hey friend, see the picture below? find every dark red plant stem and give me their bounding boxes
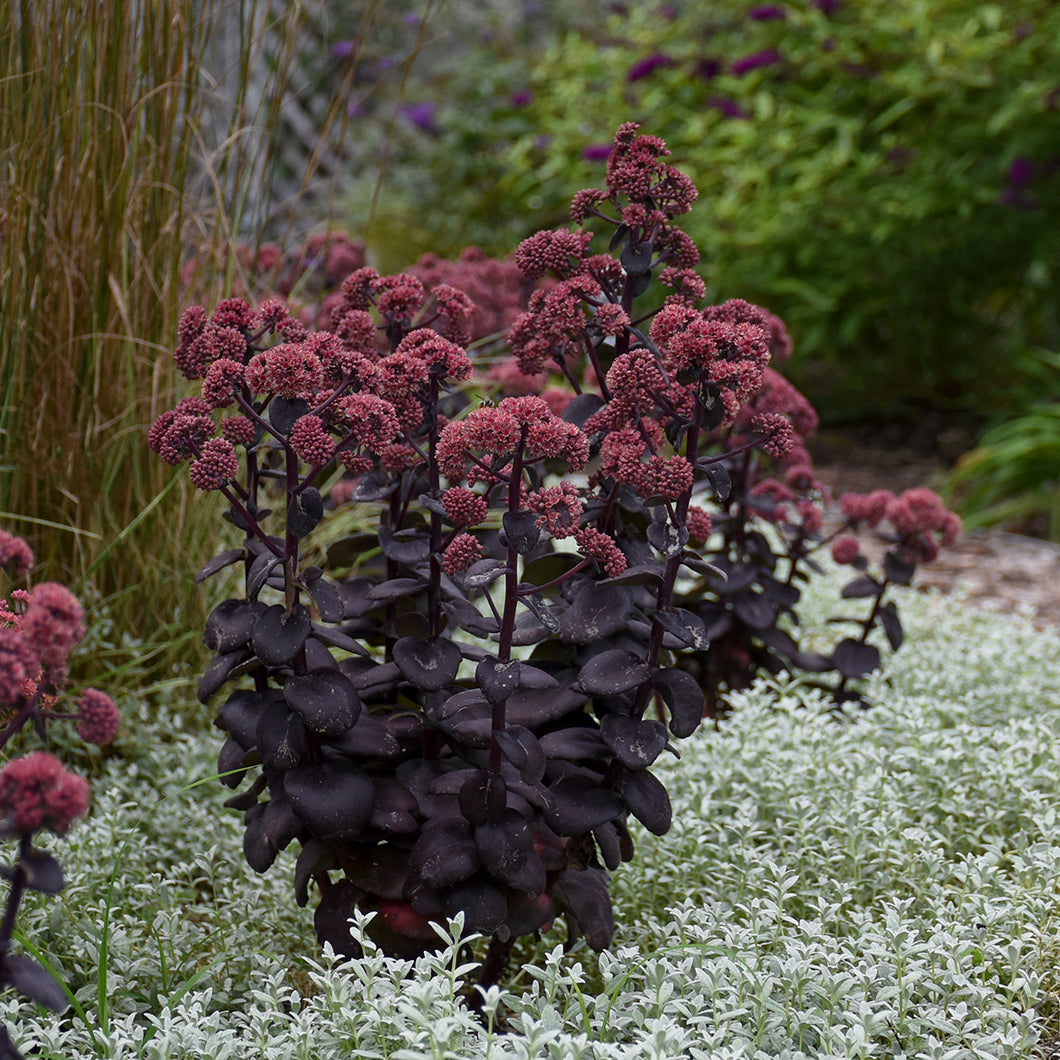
[834,579,890,698]
[426,375,444,639]
[489,438,526,774]
[218,485,284,559]
[0,836,32,963]
[516,558,592,597]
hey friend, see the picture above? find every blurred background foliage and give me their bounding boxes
[0,0,1058,699]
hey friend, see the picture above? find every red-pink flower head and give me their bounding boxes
[177,324,249,380]
[839,490,895,529]
[831,536,861,565]
[211,297,259,333]
[334,309,379,356]
[289,415,336,466]
[753,413,796,459]
[245,343,324,400]
[574,527,627,578]
[514,228,593,280]
[189,437,239,491]
[570,187,608,223]
[258,298,293,334]
[658,267,707,303]
[0,629,39,706]
[605,122,670,202]
[428,283,476,346]
[442,487,489,528]
[395,329,472,382]
[21,582,85,673]
[486,358,548,397]
[527,483,583,539]
[221,415,257,446]
[374,350,430,429]
[371,273,426,322]
[0,531,33,579]
[201,358,246,409]
[686,506,713,545]
[742,368,818,441]
[339,267,381,313]
[884,488,962,561]
[0,752,90,835]
[442,533,483,575]
[333,393,401,453]
[76,688,120,745]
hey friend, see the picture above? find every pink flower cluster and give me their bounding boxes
[76,688,120,745]
[0,751,89,836]
[841,488,962,562]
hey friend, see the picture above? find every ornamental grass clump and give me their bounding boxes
[152,122,957,988]
[0,530,119,1059]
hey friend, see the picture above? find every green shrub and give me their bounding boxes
[345,0,1060,421]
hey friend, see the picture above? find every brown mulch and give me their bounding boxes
[810,429,1060,632]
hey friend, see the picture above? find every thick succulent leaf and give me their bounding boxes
[285,760,374,841]
[312,879,360,959]
[269,395,309,434]
[342,843,409,901]
[196,547,246,584]
[506,685,588,727]
[545,776,624,835]
[518,591,561,633]
[501,510,540,555]
[246,553,282,601]
[438,688,489,721]
[702,463,731,502]
[197,649,253,704]
[462,559,509,590]
[475,810,533,886]
[353,470,399,502]
[505,887,553,935]
[378,527,430,566]
[293,838,335,906]
[476,657,521,704]
[760,574,801,607]
[256,698,307,771]
[517,662,560,690]
[652,667,705,738]
[217,738,249,787]
[366,578,424,604]
[219,688,282,748]
[711,562,757,594]
[789,650,835,673]
[283,669,360,735]
[442,597,500,637]
[459,770,507,825]
[539,727,609,761]
[578,649,650,695]
[223,773,266,811]
[600,714,668,769]
[878,600,904,651]
[653,608,709,650]
[832,638,881,679]
[251,603,312,667]
[303,575,344,622]
[602,564,665,587]
[393,636,462,692]
[409,818,480,888]
[444,876,507,933]
[733,592,776,630]
[883,550,916,586]
[18,847,64,895]
[757,625,799,656]
[311,624,369,658]
[325,713,401,759]
[562,391,605,428]
[647,520,688,558]
[288,488,324,538]
[495,725,546,783]
[841,574,881,599]
[1,954,68,1012]
[617,767,672,835]
[559,583,632,645]
[550,867,615,951]
[369,779,420,834]
[593,822,622,871]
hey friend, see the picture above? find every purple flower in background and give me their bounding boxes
[659,4,678,19]
[627,53,676,83]
[347,98,367,119]
[812,0,839,13]
[582,143,613,161]
[511,90,533,107]
[404,12,421,25]
[535,134,552,150]
[731,49,781,76]
[331,40,355,60]
[400,102,439,135]
[710,96,750,120]
[1007,157,1033,187]
[749,4,786,20]
[695,57,724,80]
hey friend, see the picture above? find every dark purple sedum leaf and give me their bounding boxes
[284,669,360,735]
[599,714,668,769]
[476,657,521,703]
[617,767,672,835]
[652,667,705,738]
[559,583,632,644]
[0,954,68,1012]
[502,510,541,555]
[545,776,624,835]
[578,649,651,695]
[393,636,462,692]
[251,603,312,667]
[409,818,480,888]
[285,760,375,842]
[551,867,615,951]
[196,547,246,584]
[832,638,881,679]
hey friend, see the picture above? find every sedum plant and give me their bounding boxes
[151,122,956,987]
[0,530,120,1059]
